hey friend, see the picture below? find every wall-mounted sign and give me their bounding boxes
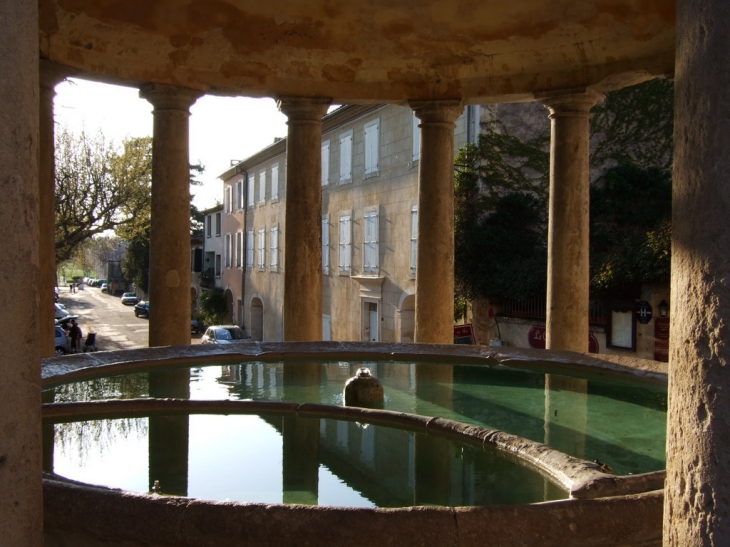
[636,300,653,324]
[453,324,475,345]
[528,325,599,353]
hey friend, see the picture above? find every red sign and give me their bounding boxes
[453,324,475,345]
[528,325,599,353]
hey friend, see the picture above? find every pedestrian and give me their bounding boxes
[69,319,83,353]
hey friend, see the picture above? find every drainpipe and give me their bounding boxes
[236,166,248,331]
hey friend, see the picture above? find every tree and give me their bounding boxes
[454,79,674,305]
[54,130,152,263]
[454,115,549,307]
[590,164,672,295]
[117,158,207,293]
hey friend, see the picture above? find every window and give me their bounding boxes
[338,213,352,272]
[271,163,279,201]
[412,112,420,163]
[257,228,266,269]
[215,213,222,236]
[339,130,353,183]
[410,205,418,273]
[235,231,242,268]
[225,233,232,268]
[322,214,329,273]
[215,254,221,277]
[246,230,254,268]
[363,208,379,273]
[225,186,232,214]
[270,226,279,270]
[259,169,266,204]
[364,119,379,176]
[247,174,254,207]
[206,215,212,238]
[321,140,330,186]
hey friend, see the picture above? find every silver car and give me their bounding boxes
[54,326,70,356]
[201,325,251,345]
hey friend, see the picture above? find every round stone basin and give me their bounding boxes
[41,342,667,547]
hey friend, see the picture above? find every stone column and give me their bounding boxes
[39,62,67,357]
[665,1,730,545]
[410,101,463,344]
[0,1,42,545]
[541,90,602,352]
[140,84,201,347]
[277,98,330,341]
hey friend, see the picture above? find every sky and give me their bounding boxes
[54,78,289,211]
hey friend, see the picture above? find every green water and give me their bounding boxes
[44,359,666,506]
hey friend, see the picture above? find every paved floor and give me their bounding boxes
[57,286,202,351]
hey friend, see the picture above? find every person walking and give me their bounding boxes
[69,319,83,353]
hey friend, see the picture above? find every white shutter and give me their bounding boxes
[339,131,352,182]
[364,120,379,175]
[321,140,330,186]
[257,229,266,269]
[259,169,266,204]
[339,215,351,270]
[271,163,279,201]
[363,210,379,272]
[321,215,329,272]
[270,226,278,269]
[246,230,254,267]
[411,206,418,272]
[412,112,420,163]
[247,175,254,207]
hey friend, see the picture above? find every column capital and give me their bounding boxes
[139,83,202,111]
[39,59,70,91]
[277,97,331,122]
[539,88,604,117]
[409,100,463,125]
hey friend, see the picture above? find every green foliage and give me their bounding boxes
[590,165,672,294]
[454,79,674,305]
[121,228,150,293]
[591,79,674,171]
[198,288,229,326]
[455,143,547,303]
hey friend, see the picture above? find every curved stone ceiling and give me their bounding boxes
[39,0,675,102]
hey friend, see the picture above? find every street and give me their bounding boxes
[57,285,150,351]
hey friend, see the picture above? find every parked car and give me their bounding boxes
[101,283,109,293]
[54,303,69,319]
[201,325,251,345]
[134,301,149,317]
[55,314,79,331]
[121,292,138,305]
[54,326,70,356]
[191,319,202,335]
[54,288,59,302]
[94,279,106,288]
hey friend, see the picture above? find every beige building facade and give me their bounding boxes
[221,104,476,342]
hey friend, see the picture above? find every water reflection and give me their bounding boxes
[46,360,667,477]
[46,412,567,506]
[149,370,190,496]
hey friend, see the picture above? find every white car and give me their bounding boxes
[121,292,138,305]
[201,325,251,345]
[54,303,69,319]
[101,283,109,293]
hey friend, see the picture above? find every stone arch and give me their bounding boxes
[398,292,416,344]
[223,288,234,324]
[250,296,264,341]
